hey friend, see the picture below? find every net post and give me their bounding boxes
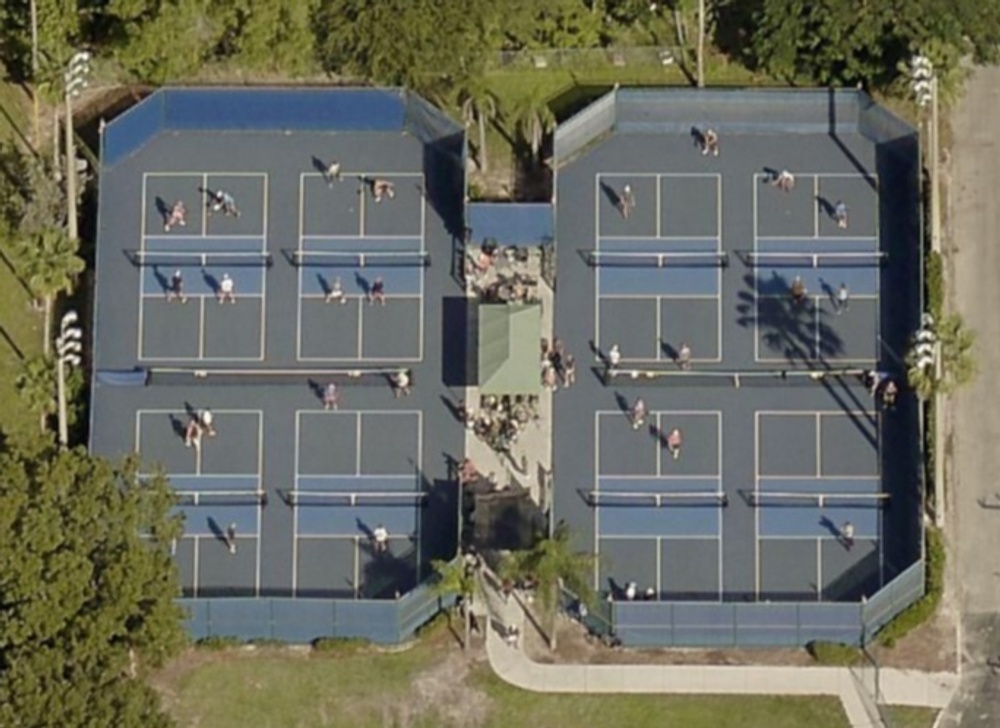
[818,495,826,508]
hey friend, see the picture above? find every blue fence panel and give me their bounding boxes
[554,87,616,164]
[163,88,406,132]
[270,600,336,643]
[403,90,462,146]
[103,91,164,167]
[182,599,211,639]
[336,600,399,643]
[858,92,916,144]
[203,598,275,640]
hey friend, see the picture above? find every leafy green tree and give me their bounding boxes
[0,446,185,727]
[431,557,478,649]
[107,0,224,83]
[499,523,595,650]
[217,0,321,76]
[14,227,84,354]
[509,89,555,164]
[501,0,603,49]
[16,353,85,434]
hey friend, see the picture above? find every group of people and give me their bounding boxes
[324,160,396,202]
[165,269,236,304]
[789,278,852,313]
[462,394,538,456]
[541,338,576,391]
[466,241,540,305]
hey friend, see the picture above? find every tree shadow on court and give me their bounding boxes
[735,271,846,363]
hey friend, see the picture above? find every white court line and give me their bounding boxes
[299,234,420,240]
[600,534,721,542]
[754,409,761,599]
[593,174,602,355]
[137,175,150,361]
[598,235,720,241]
[592,413,601,591]
[816,539,822,601]
[716,174,723,240]
[359,178,366,237]
[357,297,364,358]
[814,298,821,359]
[292,411,301,593]
[296,174,306,361]
[654,299,663,362]
[414,410,424,570]
[297,354,422,363]
[655,412,662,476]
[301,171,424,179]
[597,474,720,480]
[198,298,206,359]
[419,181,426,362]
[753,175,760,363]
[755,235,880,242]
[814,175,820,237]
[141,293,265,301]
[255,410,264,596]
[261,173,269,238]
[656,536,662,597]
[355,411,363,474]
[755,293,879,300]
[192,536,200,598]
[148,171,266,178]
[815,412,822,477]
[656,175,662,237]
[599,293,719,300]
[299,294,419,301]
[201,173,208,237]
[353,536,361,597]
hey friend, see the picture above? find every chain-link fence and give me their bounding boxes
[488,46,686,72]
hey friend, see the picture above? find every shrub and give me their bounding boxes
[877,528,944,648]
[925,251,944,321]
[196,635,244,650]
[311,637,369,654]
[807,640,863,666]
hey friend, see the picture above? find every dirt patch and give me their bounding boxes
[384,651,493,728]
[870,603,958,672]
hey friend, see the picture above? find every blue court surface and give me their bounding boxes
[297,236,424,297]
[294,474,421,536]
[595,477,723,537]
[753,238,881,297]
[597,239,723,297]
[756,477,882,538]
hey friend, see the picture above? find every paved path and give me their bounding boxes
[938,64,1000,728]
[475,573,955,728]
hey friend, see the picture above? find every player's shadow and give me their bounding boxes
[206,517,230,548]
[354,272,371,296]
[599,180,621,208]
[660,341,678,361]
[816,195,836,220]
[316,273,332,297]
[310,156,327,174]
[761,167,780,183]
[202,270,220,293]
[151,265,170,293]
[613,391,631,414]
[690,126,705,150]
[818,277,837,305]
[168,414,187,441]
[306,378,324,403]
[154,196,170,222]
[440,395,465,423]
[819,516,844,541]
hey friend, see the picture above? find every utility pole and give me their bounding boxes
[30,0,40,146]
[697,0,706,88]
[63,51,92,242]
[56,311,82,448]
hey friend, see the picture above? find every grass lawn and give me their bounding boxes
[159,637,850,728]
[0,81,43,442]
[883,705,940,728]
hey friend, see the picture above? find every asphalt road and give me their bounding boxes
[938,65,1000,728]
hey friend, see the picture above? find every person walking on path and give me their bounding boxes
[217,273,236,304]
[225,523,238,554]
[665,428,683,460]
[834,200,849,229]
[772,170,795,192]
[325,276,348,305]
[392,369,411,398]
[840,521,855,551]
[790,275,807,304]
[166,269,187,303]
[676,343,692,370]
[372,524,389,554]
[629,397,647,430]
[835,283,850,314]
[561,354,576,388]
[325,160,342,185]
[618,184,635,219]
[702,128,720,156]
[164,200,187,231]
[322,382,340,411]
[368,277,386,305]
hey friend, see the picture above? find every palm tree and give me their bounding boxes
[499,523,595,650]
[16,354,56,432]
[459,79,498,173]
[431,557,478,649]
[510,90,556,165]
[15,227,84,355]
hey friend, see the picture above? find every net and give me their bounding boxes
[285,491,427,507]
[603,367,868,388]
[175,490,266,506]
[291,250,430,268]
[744,251,886,268]
[146,367,411,387]
[129,250,273,267]
[748,491,890,508]
[588,250,728,268]
[585,490,729,507]
[589,250,728,267]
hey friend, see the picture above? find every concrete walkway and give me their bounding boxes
[476,574,957,728]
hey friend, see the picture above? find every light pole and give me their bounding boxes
[64,51,92,242]
[697,0,705,88]
[911,55,944,528]
[56,310,82,448]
